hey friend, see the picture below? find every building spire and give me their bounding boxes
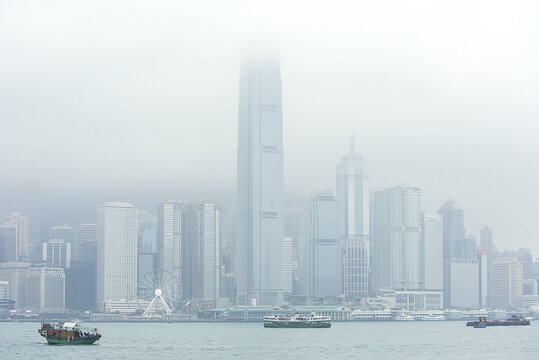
[350,134,355,153]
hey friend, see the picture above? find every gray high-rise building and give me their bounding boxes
[336,140,370,301]
[422,213,443,291]
[336,139,369,239]
[50,224,74,243]
[373,187,423,290]
[437,200,465,260]
[42,239,71,268]
[157,200,183,287]
[236,50,284,306]
[438,199,465,306]
[309,191,340,298]
[0,220,16,263]
[74,224,97,262]
[183,201,221,302]
[480,226,494,258]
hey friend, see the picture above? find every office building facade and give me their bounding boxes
[97,202,138,308]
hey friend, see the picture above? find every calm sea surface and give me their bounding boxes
[1,321,538,359]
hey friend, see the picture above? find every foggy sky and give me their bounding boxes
[1,1,538,253]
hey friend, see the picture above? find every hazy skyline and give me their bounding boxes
[1,1,538,253]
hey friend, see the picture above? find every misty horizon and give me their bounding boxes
[1,0,538,254]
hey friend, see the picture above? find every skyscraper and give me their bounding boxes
[97,202,137,309]
[343,236,369,300]
[309,191,340,298]
[0,220,16,263]
[282,236,294,295]
[490,258,523,309]
[50,224,74,244]
[438,199,465,306]
[336,140,370,301]
[26,266,65,313]
[437,200,465,260]
[477,250,488,307]
[9,212,28,260]
[74,224,97,262]
[336,138,369,239]
[0,262,30,311]
[373,187,423,290]
[157,200,183,287]
[42,239,71,268]
[236,50,284,306]
[183,201,221,302]
[422,213,443,290]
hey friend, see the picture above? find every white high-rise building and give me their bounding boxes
[157,201,183,285]
[97,202,137,308]
[422,213,443,290]
[310,191,341,298]
[283,236,294,295]
[490,258,523,309]
[236,50,284,306]
[374,187,422,290]
[26,266,65,313]
[74,224,97,261]
[42,239,71,268]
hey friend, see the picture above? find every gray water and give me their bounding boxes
[1,321,537,359]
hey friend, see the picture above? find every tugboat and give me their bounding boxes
[263,314,331,328]
[466,315,530,327]
[39,320,101,344]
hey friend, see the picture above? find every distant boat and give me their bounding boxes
[418,314,446,321]
[466,315,530,327]
[395,314,414,321]
[39,320,101,345]
[263,314,331,328]
[473,323,487,328]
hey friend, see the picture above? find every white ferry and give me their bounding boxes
[395,313,414,321]
[263,313,331,328]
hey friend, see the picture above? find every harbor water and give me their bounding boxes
[1,321,538,359]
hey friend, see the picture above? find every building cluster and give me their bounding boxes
[1,52,538,316]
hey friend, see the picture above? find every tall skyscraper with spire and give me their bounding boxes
[337,138,370,300]
[336,137,369,239]
[236,49,284,306]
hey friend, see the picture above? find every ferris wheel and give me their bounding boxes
[139,269,179,317]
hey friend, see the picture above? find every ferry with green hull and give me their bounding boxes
[263,314,331,328]
[39,320,101,345]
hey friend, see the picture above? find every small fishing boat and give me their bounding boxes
[39,320,101,345]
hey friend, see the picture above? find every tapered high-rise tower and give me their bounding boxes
[236,50,284,306]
